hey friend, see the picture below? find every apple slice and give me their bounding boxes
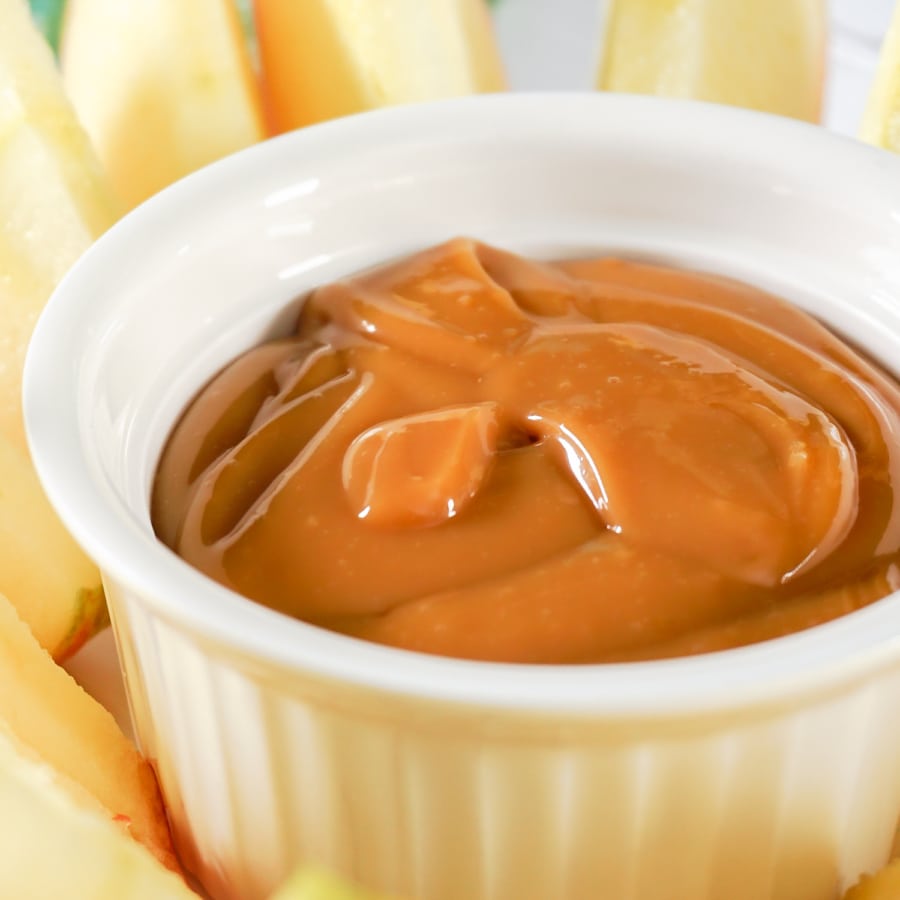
[0,725,196,900]
[60,0,265,209]
[0,590,179,872]
[252,0,506,134]
[0,726,198,900]
[0,434,106,658]
[0,0,116,657]
[271,866,397,900]
[860,0,900,150]
[0,0,118,452]
[597,0,827,122]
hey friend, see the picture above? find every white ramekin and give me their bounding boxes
[23,94,900,900]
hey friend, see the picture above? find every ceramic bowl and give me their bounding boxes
[23,94,900,900]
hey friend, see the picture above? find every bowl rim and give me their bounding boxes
[23,92,900,717]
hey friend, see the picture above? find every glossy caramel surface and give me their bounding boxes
[152,240,900,662]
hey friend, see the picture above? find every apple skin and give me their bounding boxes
[253,0,506,135]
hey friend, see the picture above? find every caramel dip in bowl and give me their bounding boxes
[23,95,900,900]
[153,238,900,666]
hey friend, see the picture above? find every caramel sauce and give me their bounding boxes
[152,239,900,663]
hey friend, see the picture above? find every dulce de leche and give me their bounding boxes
[152,239,900,663]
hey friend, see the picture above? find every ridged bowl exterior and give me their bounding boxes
[109,576,900,900]
[24,95,900,900]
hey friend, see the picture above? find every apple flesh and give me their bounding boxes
[61,0,265,209]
